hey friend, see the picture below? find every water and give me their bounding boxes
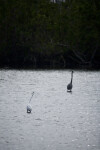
[0,69,100,150]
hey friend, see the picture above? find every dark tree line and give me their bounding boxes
[0,0,100,69]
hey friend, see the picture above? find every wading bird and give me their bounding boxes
[27,104,32,113]
[27,92,34,113]
[67,71,74,92]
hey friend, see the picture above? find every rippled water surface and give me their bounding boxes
[0,69,100,150]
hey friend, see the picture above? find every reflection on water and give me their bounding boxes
[0,70,100,150]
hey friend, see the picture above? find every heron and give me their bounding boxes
[67,71,74,92]
[27,92,34,113]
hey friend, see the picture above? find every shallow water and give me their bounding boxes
[0,69,100,150]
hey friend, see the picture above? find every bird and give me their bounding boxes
[67,71,74,92]
[27,104,32,113]
[27,92,34,113]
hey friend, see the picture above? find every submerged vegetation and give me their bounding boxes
[0,0,100,69]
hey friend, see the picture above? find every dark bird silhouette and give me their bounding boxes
[67,71,74,92]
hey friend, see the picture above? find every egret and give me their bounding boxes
[27,104,32,113]
[27,92,34,113]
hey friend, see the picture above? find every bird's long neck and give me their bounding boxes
[71,72,73,84]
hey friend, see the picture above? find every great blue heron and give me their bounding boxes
[27,92,34,113]
[67,71,74,92]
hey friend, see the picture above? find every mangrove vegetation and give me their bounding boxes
[0,0,100,69]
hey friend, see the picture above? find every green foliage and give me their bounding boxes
[0,0,100,69]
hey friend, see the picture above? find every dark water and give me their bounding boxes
[0,70,100,150]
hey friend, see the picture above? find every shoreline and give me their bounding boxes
[0,65,100,71]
